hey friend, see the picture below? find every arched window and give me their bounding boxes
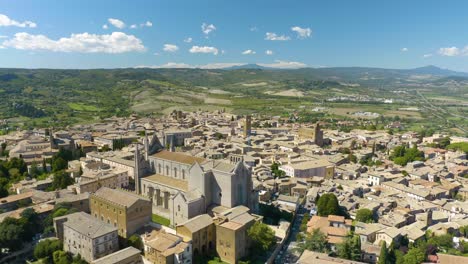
[182,170,185,179]
[166,165,169,175]
[174,168,178,178]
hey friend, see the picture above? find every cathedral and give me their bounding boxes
[134,132,258,226]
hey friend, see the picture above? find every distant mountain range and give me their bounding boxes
[222,64,468,78]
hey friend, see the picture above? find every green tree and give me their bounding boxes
[53,250,72,264]
[355,208,375,223]
[19,208,40,240]
[316,193,340,216]
[378,241,388,264]
[403,246,425,264]
[128,234,144,251]
[34,239,63,261]
[337,234,361,261]
[52,157,67,172]
[0,217,25,251]
[301,228,328,253]
[49,171,74,190]
[247,221,276,251]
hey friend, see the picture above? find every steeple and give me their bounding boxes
[144,129,149,161]
[134,144,141,195]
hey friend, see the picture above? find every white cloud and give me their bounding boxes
[108,18,125,29]
[265,50,273,55]
[0,45,5,49]
[0,35,8,39]
[130,24,137,29]
[242,49,256,55]
[250,26,258,32]
[184,37,192,43]
[258,60,307,69]
[401,47,408,52]
[136,62,245,69]
[291,26,311,39]
[201,23,216,35]
[265,32,290,41]
[102,24,109,30]
[2,32,145,53]
[143,21,152,27]
[438,46,460,56]
[163,44,179,52]
[153,52,160,56]
[0,14,36,28]
[189,45,218,55]
[423,54,433,58]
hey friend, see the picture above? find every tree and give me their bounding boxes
[52,157,67,172]
[0,217,25,251]
[49,171,74,190]
[53,250,72,264]
[355,208,375,223]
[271,162,285,178]
[337,234,361,261]
[19,208,40,240]
[34,239,63,261]
[317,193,340,216]
[247,221,275,251]
[378,241,388,264]
[302,228,328,253]
[403,246,425,264]
[128,234,143,251]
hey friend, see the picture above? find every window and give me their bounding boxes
[166,166,169,175]
[174,168,178,178]
[178,205,181,211]
[182,170,185,179]
[158,164,161,173]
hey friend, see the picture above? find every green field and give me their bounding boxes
[67,103,102,112]
[152,214,170,226]
[0,68,466,135]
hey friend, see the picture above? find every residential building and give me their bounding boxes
[54,212,118,263]
[143,230,192,264]
[280,159,334,179]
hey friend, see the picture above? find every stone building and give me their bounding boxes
[297,122,324,146]
[176,214,215,257]
[280,159,335,179]
[176,206,261,264]
[215,206,262,264]
[90,187,152,238]
[54,212,118,263]
[140,150,257,226]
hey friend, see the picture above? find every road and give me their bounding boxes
[275,206,308,264]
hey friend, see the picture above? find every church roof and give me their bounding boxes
[202,160,237,173]
[143,174,189,192]
[152,150,205,165]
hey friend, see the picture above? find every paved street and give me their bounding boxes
[275,206,308,264]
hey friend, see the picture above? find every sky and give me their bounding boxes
[1,0,468,71]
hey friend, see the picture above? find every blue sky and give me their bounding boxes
[1,0,468,70]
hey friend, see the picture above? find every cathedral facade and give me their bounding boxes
[137,145,257,226]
